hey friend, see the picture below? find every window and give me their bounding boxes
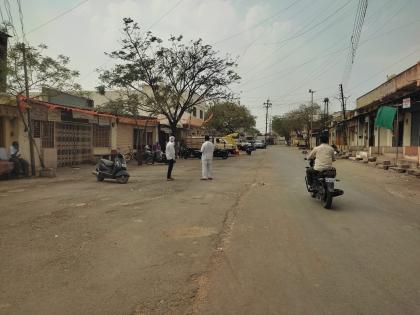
[32,120,41,138]
[31,120,54,148]
[41,121,54,148]
[93,125,110,147]
[192,107,197,117]
[200,110,203,119]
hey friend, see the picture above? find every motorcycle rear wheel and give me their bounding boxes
[97,174,104,182]
[323,190,333,209]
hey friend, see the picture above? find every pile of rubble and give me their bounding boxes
[345,153,420,178]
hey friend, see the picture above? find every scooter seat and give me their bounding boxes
[100,159,114,167]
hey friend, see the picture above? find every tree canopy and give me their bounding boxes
[272,104,325,140]
[204,101,256,135]
[99,18,240,135]
[5,42,81,95]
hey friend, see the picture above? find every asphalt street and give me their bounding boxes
[1,146,420,314]
[198,147,420,315]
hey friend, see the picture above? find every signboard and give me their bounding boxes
[403,98,411,109]
[48,109,61,122]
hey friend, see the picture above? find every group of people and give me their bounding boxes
[165,135,215,181]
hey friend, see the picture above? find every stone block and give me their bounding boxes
[382,160,391,166]
[39,168,56,178]
[368,157,377,162]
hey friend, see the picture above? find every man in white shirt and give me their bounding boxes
[200,135,214,180]
[165,136,176,181]
[306,134,335,189]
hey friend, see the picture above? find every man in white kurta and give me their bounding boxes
[200,135,214,180]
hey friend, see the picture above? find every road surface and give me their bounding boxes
[1,146,419,314]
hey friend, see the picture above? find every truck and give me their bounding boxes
[182,136,234,159]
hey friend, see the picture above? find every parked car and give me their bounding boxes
[254,140,266,149]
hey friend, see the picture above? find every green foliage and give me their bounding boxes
[5,42,81,95]
[204,101,256,134]
[99,18,240,134]
[272,103,321,139]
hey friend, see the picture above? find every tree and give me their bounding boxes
[99,18,240,135]
[204,101,256,135]
[5,42,81,95]
[272,103,321,140]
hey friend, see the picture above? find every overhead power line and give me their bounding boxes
[213,0,304,45]
[241,0,354,79]
[27,0,89,35]
[341,0,368,86]
[147,0,185,30]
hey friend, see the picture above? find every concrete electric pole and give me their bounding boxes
[263,99,272,143]
[308,89,316,148]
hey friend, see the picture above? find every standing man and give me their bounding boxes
[166,136,176,181]
[200,135,214,180]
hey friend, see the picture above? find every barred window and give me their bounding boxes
[32,120,41,138]
[200,110,204,119]
[192,107,197,117]
[41,121,54,148]
[93,125,110,147]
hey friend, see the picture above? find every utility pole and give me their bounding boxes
[308,89,316,148]
[339,84,347,146]
[323,97,329,129]
[21,42,36,176]
[263,99,272,144]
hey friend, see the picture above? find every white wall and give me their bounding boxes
[374,127,393,147]
[403,112,411,146]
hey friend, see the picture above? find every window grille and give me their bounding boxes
[93,125,110,147]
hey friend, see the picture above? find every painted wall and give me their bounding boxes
[374,127,393,147]
[403,112,412,147]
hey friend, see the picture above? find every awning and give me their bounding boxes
[374,106,397,130]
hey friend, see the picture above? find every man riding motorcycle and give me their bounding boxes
[306,133,335,191]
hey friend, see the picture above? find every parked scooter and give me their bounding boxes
[153,150,168,164]
[304,158,343,209]
[93,153,129,184]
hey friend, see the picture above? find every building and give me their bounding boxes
[0,92,158,171]
[332,61,420,163]
[88,88,207,145]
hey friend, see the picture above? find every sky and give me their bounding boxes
[2,0,420,132]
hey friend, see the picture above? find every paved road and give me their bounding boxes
[1,146,420,314]
[198,147,420,315]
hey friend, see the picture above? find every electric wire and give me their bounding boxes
[240,0,354,80]
[213,0,304,45]
[27,0,89,35]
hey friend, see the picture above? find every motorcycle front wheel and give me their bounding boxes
[116,175,129,184]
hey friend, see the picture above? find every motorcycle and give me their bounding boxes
[245,146,252,155]
[153,150,168,164]
[93,153,130,184]
[304,158,343,209]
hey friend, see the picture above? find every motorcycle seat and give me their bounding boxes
[319,167,336,178]
[100,159,114,167]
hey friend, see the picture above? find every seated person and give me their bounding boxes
[9,141,29,177]
[306,134,335,190]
